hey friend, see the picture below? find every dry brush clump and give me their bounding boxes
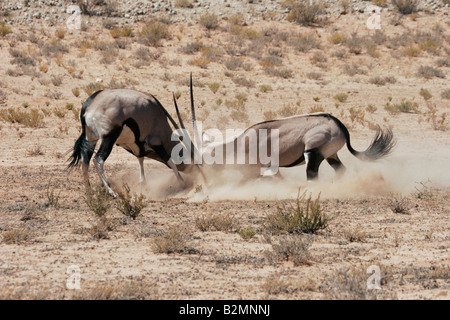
[0,108,45,128]
[151,225,194,254]
[195,212,237,232]
[138,21,171,47]
[264,191,329,235]
[264,234,313,266]
[115,184,147,220]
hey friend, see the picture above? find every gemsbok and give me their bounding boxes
[196,113,395,181]
[67,86,199,197]
[180,79,396,182]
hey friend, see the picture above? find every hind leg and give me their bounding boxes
[326,153,346,179]
[304,149,324,181]
[138,157,146,183]
[94,128,122,197]
[82,145,95,191]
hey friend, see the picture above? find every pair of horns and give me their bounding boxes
[173,73,201,160]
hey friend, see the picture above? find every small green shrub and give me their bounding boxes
[265,191,328,234]
[115,184,147,220]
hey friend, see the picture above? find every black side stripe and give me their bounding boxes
[123,118,146,157]
[283,155,305,168]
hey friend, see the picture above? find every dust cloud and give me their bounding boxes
[117,138,450,201]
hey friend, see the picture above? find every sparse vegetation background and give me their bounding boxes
[0,0,449,300]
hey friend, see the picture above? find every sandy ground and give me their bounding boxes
[0,3,449,300]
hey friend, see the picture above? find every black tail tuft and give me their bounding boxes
[356,126,396,161]
[329,115,396,162]
[66,90,102,170]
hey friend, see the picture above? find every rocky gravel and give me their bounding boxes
[0,0,448,27]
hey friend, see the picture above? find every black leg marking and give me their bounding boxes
[95,127,123,162]
[326,154,346,177]
[305,149,324,181]
[94,127,123,194]
[151,145,171,163]
[123,118,146,157]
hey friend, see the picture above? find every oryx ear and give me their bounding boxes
[202,132,211,145]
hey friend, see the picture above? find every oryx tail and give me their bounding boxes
[330,115,395,161]
[67,90,103,169]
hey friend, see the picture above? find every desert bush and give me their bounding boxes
[224,57,244,70]
[200,46,224,62]
[334,92,348,103]
[230,109,249,123]
[278,105,298,117]
[371,30,387,45]
[260,55,283,68]
[41,39,68,57]
[263,111,277,121]
[195,213,236,232]
[290,32,320,53]
[392,0,419,15]
[45,182,61,208]
[264,67,293,79]
[388,194,410,214]
[309,105,325,113]
[286,0,323,26]
[328,32,346,45]
[306,71,323,80]
[199,13,219,30]
[0,22,12,37]
[435,58,450,68]
[208,82,220,94]
[441,89,450,99]
[115,184,147,220]
[264,234,312,266]
[422,103,447,131]
[417,65,445,79]
[179,41,203,54]
[84,82,104,96]
[326,265,394,299]
[138,21,171,47]
[343,228,367,243]
[27,142,45,156]
[174,0,193,8]
[342,63,367,76]
[238,225,256,240]
[368,76,396,86]
[419,88,432,101]
[110,26,134,38]
[51,75,63,86]
[331,48,347,59]
[265,191,328,234]
[232,76,255,88]
[384,99,419,114]
[1,227,35,244]
[345,33,365,55]
[72,88,80,97]
[84,186,112,220]
[55,28,66,39]
[0,108,44,128]
[189,57,210,69]
[366,104,378,113]
[151,225,192,254]
[259,84,273,93]
[9,48,36,66]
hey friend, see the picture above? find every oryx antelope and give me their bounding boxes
[198,113,395,181]
[67,87,199,196]
[183,78,395,181]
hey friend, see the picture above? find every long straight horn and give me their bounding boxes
[190,73,201,160]
[173,93,186,130]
